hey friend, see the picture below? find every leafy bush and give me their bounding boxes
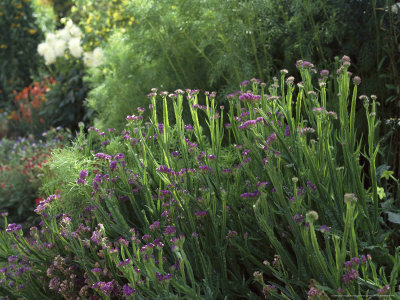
[36,19,104,130]
[0,128,71,228]
[7,76,56,138]
[0,0,43,105]
[70,0,133,50]
[0,57,399,298]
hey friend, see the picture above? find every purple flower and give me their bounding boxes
[8,256,18,263]
[142,234,151,241]
[91,268,102,274]
[6,223,22,233]
[308,287,319,297]
[163,225,176,236]
[352,257,361,265]
[378,285,390,295]
[342,269,358,284]
[123,284,136,296]
[199,165,213,173]
[118,258,131,267]
[95,152,112,160]
[240,80,250,87]
[238,93,261,103]
[149,221,160,230]
[226,230,238,239]
[293,213,304,223]
[320,225,331,233]
[240,190,261,198]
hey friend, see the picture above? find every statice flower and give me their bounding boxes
[377,285,390,295]
[123,284,136,296]
[240,190,261,198]
[76,169,88,184]
[293,214,304,223]
[342,269,358,284]
[163,225,176,236]
[6,223,22,233]
[226,230,238,239]
[239,93,261,103]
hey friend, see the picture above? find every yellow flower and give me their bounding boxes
[0,45,7,49]
[29,29,36,34]
[16,3,22,9]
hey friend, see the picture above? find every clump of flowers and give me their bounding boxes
[37,18,103,67]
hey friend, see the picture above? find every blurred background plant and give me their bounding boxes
[0,0,43,107]
[35,18,104,131]
[7,76,56,138]
[31,0,57,33]
[0,127,71,228]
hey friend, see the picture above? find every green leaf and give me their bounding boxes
[387,212,400,225]
[377,187,386,200]
[381,170,394,180]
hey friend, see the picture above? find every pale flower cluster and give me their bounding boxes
[37,19,103,68]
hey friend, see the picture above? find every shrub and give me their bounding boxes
[36,19,104,130]
[0,57,399,298]
[0,128,71,228]
[7,76,56,138]
[0,0,43,106]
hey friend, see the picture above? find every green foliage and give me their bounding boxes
[70,0,133,50]
[31,0,57,33]
[0,128,71,228]
[1,57,399,298]
[42,62,90,130]
[0,0,43,106]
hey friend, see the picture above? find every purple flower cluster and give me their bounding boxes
[92,280,118,296]
[342,269,358,284]
[264,132,277,150]
[123,284,136,296]
[226,230,238,239]
[76,169,88,184]
[6,223,22,233]
[184,138,197,152]
[155,272,172,282]
[240,190,261,198]
[199,164,213,173]
[125,114,143,122]
[163,225,176,236]
[95,152,112,160]
[156,165,175,176]
[297,126,315,135]
[292,213,304,223]
[238,93,261,103]
[34,194,59,214]
[377,285,391,295]
[88,126,105,136]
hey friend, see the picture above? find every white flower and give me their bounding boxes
[83,51,95,67]
[92,47,104,66]
[69,24,82,38]
[53,39,66,57]
[83,47,104,68]
[43,48,56,64]
[56,28,71,42]
[45,33,57,45]
[391,3,399,14]
[37,42,49,56]
[68,37,83,58]
[65,19,74,29]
